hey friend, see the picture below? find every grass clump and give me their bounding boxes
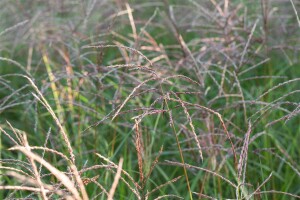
[0,0,300,199]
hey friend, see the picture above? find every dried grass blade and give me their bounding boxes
[237,122,252,182]
[9,146,81,200]
[108,158,124,200]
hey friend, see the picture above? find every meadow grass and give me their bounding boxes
[0,0,300,199]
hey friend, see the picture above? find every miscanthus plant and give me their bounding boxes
[0,0,299,199]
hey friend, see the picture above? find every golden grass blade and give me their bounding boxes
[108,158,123,200]
[9,146,81,200]
[0,185,50,193]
